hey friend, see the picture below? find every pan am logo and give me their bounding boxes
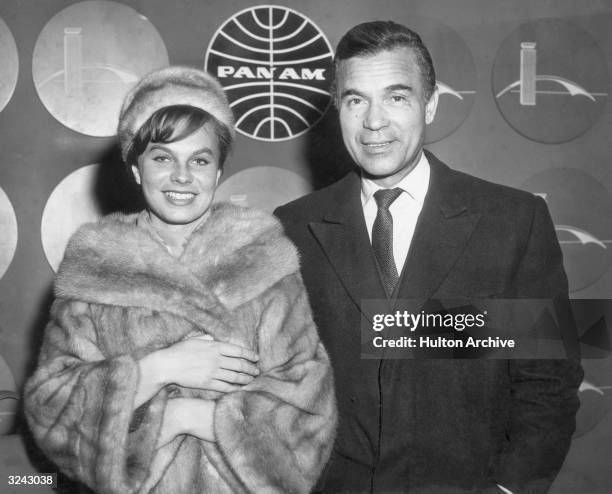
[523,169,612,292]
[493,19,609,144]
[205,6,333,142]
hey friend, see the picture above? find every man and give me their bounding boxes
[275,21,582,493]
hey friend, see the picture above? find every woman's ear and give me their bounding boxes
[131,164,141,185]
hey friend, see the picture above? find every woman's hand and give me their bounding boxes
[157,335,260,390]
[134,335,259,409]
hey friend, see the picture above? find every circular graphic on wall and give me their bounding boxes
[32,0,168,137]
[214,166,311,212]
[0,17,19,113]
[0,353,17,435]
[521,168,612,292]
[493,19,609,143]
[41,164,104,271]
[0,187,18,279]
[398,16,477,144]
[205,5,334,142]
[575,353,612,438]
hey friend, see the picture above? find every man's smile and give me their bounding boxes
[360,140,395,154]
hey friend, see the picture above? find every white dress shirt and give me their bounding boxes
[361,152,430,276]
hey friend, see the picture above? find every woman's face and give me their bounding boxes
[132,122,222,229]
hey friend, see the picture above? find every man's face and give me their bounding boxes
[336,47,438,187]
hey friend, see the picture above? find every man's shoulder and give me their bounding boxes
[275,171,356,223]
[431,154,541,215]
[457,169,538,206]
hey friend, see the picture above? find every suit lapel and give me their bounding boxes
[308,154,482,317]
[309,171,389,320]
[397,153,481,301]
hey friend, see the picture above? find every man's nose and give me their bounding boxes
[171,163,193,184]
[363,102,389,130]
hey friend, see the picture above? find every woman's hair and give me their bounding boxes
[126,105,233,170]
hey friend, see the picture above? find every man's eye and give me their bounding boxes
[389,94,407,104]
[346,97,364,107]
[192,158,210,166]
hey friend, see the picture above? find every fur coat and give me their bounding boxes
[24,203,336,494]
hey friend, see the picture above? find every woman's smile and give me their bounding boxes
[164,190,198,205]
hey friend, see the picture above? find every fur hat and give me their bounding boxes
[117,66,235,161]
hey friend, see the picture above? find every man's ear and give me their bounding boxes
[425,86,439,125]
[215,168,222,186]
[131,164,141,185]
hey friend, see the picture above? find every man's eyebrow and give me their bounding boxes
[386,84,413,92]
[339,84,413,100]
[339,88,365,100]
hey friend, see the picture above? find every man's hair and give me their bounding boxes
[126,105,233,171]
[333,21,436,102]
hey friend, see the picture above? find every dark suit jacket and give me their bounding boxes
[275,152,583,494]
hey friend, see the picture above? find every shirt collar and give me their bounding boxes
[360,151,431,206]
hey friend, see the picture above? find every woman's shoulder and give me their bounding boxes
[202,202,293,254]
[64,211,151,255]
[207,202,283,234]
[187,202,302,307]
[70,211,140,238]
[57,211,150,280]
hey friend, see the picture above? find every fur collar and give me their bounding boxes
[55,203,299,330]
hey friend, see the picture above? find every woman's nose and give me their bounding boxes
[170,163,193,184]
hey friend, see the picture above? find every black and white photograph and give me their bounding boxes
[0,1,610,493]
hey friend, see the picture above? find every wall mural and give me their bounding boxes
[0,352,17,435]
[399,16,477,144]
[32,0,168,136]
[0,187,17,280]
[40,164,103,272]
[493,18,609,143]
[215,166,312,211]
[0,17,18,113]
[206,5,334,142]
[0,2,610,491]
[522,168,612,292]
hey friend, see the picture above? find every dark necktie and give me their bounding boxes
[372,188,403,296]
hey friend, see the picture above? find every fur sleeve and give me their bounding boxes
[214,273,337,494]
[23,299,167,494]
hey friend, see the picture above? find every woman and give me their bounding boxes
[24,67,336,494]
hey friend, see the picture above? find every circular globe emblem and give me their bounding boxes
[394,16,477,144]
[0,16,18,114]
[493,19,609,144]
[205,5,334,142]
[521,168,612,292]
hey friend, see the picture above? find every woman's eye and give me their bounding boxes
[152,154,171,163]
[192,158,210,166]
